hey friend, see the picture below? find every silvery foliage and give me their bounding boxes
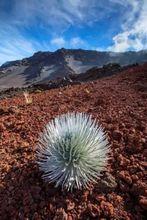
[36,112,110,191]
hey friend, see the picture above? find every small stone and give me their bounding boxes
[54,208,68,220]
[0,123,5,132]
[23,141,30,147]
[95,195,106,202]
[67,215,73,220]
[114,195,123,206]
[96,172,117,193]
[131,181,146,196]
[9,106,19,114]
[139,196,147,210]
[140,161,147,168]
[66,200,75,211]
[119,170,132,185]
[32,212,42,220]
[100,201,114,217]
[81,190,89,202]
[88,204,100,217]
[0,108,7,115]
[117,155,130,167]
[113,130,122,141]
[131,175,139,182]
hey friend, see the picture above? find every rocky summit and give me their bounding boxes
[0,48,147,90]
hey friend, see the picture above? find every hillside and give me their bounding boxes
[0,63,146,219]
[0,49,147,90]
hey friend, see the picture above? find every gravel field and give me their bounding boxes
[0,64,147,219]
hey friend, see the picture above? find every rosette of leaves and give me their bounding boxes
[36,112,110,191]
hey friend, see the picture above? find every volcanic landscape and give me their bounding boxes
[0,63,147,219]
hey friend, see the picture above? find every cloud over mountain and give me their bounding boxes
[0,0,146,65]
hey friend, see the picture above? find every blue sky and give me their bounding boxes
[0,0,147,65]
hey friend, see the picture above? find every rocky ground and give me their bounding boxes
[0,63,147,219]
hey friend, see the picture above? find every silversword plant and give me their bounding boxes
[36,112,110,191]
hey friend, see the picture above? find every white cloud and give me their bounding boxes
[0,0,122,32]
[0,0,147,65]
[0,25,49,65]
[108,0,147,52]
[1,0,113,64]
[94,47,106,52]
[50,37,66,47]
[70,37,86,48]
[50,36,88,49]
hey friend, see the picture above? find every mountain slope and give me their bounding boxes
[0,48,147,90]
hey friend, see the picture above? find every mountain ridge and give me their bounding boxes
[0,48,147,90]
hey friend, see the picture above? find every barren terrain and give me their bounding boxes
[0,64,147,219]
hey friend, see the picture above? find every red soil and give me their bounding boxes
[0,63,147,219]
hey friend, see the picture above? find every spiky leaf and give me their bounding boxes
[36,112,110,191]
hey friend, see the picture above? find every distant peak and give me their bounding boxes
[56,48,67,52]
[33,51,52,56]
